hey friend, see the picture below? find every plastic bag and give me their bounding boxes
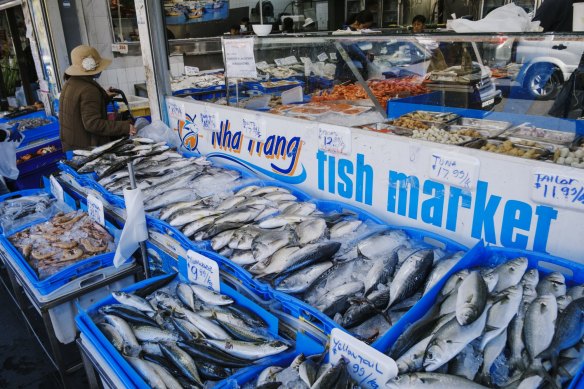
[449,4,541,33]
[0,140,19,180]
[136,120,180,148]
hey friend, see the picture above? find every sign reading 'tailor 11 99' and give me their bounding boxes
[167,97,584,262]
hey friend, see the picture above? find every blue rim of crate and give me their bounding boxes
[0,109,47,123]
[17,116,59,147]
[371,243,584,389]
[0,188,54,235]
[16,139,64,176]
[74,262,301,389]
[0,205,121,295]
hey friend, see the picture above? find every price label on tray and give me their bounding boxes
[200,110,220,132]
[274,58,285,66]
[184,66,200,75]
[186,250,220,292]
[242,115,266,142]
[167,99,185,124]
[300,57,311,64]
[282,56,298,65]
[256,61,269,70]
[111,43,128,54]
[87,193,105,226]
[531,170,584,210]
[330,328,397,389]
[318,124,352,155]
[317,52,329,62]
[49,175,64,203]
[329,52,337,60]
[428,151,479,190]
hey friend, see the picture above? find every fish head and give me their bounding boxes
[522,269,539,287]
[482,272,499,293]
[506,257,529,275]
[457,304,481,326]
[386,374,417,388]
[423,340,447,372]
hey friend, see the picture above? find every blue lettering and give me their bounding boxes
[387,171,419,219]
[421,180,445,227]
[471,181,501,244]
[328,155,336,195]
[317,150,327,191]
[338,159,354,199]
[446,187,472,232]
[355,154,373,205]
[533,206,558,253]
[501,200,532,249]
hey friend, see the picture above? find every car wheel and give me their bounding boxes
[524,65,562,100]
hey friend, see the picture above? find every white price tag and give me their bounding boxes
[329,52,337,60]
[531,171,584,210]
[184,66,200,75]
[282,56,298,65]
[167,100,185,123]
[274,58,285,66]
[111,43,129,54]
[429,151,479,190]
[49,175,64,203]
[318,124,351,155]
[281,86,303,104]
[242,115,266,142]
[223,38,257,78]
[186,250,220,292]
[200,111,220,132]
[87,193,105,226]
[330,329,397,389]
[300,57,310,64]
[256,61,269,70]
[317,52,329,62]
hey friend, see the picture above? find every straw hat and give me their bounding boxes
[65,45,112,76]
[303,17,315,28]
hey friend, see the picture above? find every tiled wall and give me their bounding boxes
[79,0,147,97]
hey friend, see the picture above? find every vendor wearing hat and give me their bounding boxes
[302,17,316,31]
[59,45,136,152]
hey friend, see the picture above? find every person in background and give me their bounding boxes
[302,17,316,31]
[229,24,241,35]
[533,0,584,32]
[59,45,135,152]
[282,17,294,33]
[347,10,375,31]
[0,123,21,195]
[412,14,426,33]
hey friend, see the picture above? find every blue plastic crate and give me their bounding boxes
[0,109,46,123]
[17,116,59,148]
[12,161,62,191]
[0,188,59,235]
[16,138,64,175]
[75,257,321,389]
[372,243,584,388]
[0,209,121,296]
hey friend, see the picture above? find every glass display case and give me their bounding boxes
[108,0,139,42]
[166,32,584,169]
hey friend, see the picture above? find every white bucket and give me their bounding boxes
[574,3,584,32]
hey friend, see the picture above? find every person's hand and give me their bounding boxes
[107,87,118,98]
[129,124,137,136]
[8,124,22,142]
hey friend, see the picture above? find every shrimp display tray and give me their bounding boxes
[74,259,323,389]
[372,244,584,389]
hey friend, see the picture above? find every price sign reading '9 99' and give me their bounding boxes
[186,250,220,292]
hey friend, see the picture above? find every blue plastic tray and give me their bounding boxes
[372,244,584,389]
[17,116,59,148]
[16,138,64,175]
[0,206,121,296]
[75,258,322,389]
[0,109,46,123]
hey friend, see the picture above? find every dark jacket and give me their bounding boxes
[59,76,130,151]
[533,0,584,32]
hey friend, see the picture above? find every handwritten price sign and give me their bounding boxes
[242,116,266,142]
[186,250,220,292]
[531,171,584,210]
[318,125,351,155]
[87,194,105,226]
[330,329,397,389]
[429,151,479,190]
[200,111,219,132]
[49,175,64,203]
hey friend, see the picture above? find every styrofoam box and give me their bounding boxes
[79,333,126,389]
[17,260,137,344]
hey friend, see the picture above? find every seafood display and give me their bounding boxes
[0,192,57,233]
[158,183,465,342]
[171,73,226,92]
[8,210,115,279]
[553,146,584,168]
[411,127,471,145]
[93,278,288,387]
[65,137,243,212]
[387,256,584,388]
[245,354,360,388]
[311,77,429,109]
[17,145,59,164]
[7,117,52,130]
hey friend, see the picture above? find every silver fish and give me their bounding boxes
[216,196,246,211]
[329,219,363,239]
[536,272,566,297]
[145,188,200,212]
[189,284,234,306]
[275,261,333,294]
[387,249,434,310]
[230,250,258,266]
[145,360,182,389]
[169,208,222,227]
[295,218,327,245]
[440,270,470,297]
[314,281,364,316]
[251,229,294,262]
[423,251,465,295]
[125,356,166,389]
[203,339,288,360]
[396,335,433,374]
[159,200,205,221]
[258,215,315,229]
[133,326,179,343]
[103,314,140,350]
[250,186,291,196]
[488,257,528,293]
[112,291,155,314]
[178,308,231,340]
[282,202,317,216]
[257,366,283,386]
[478,328,507,385]
[481,284,523,348]
[524,294,557,361]
[456,271,488,325]
[159,343,203,386]
[357,231,408,261]
[387,372,489,388]
[182,215,217,238]
[211,229,236,251]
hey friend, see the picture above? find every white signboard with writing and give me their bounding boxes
[184,66,200,75]
[186,250,220,292]
[241,114,266,142]
[223,38,257,78]
[200,110,220,132]
[318,124,352,155]
[428,150,480,190]
[49,175,64,203]
[330,328,397,389]
[87,194,105,226]
[167,100,185,123]
[531,171,584,210]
